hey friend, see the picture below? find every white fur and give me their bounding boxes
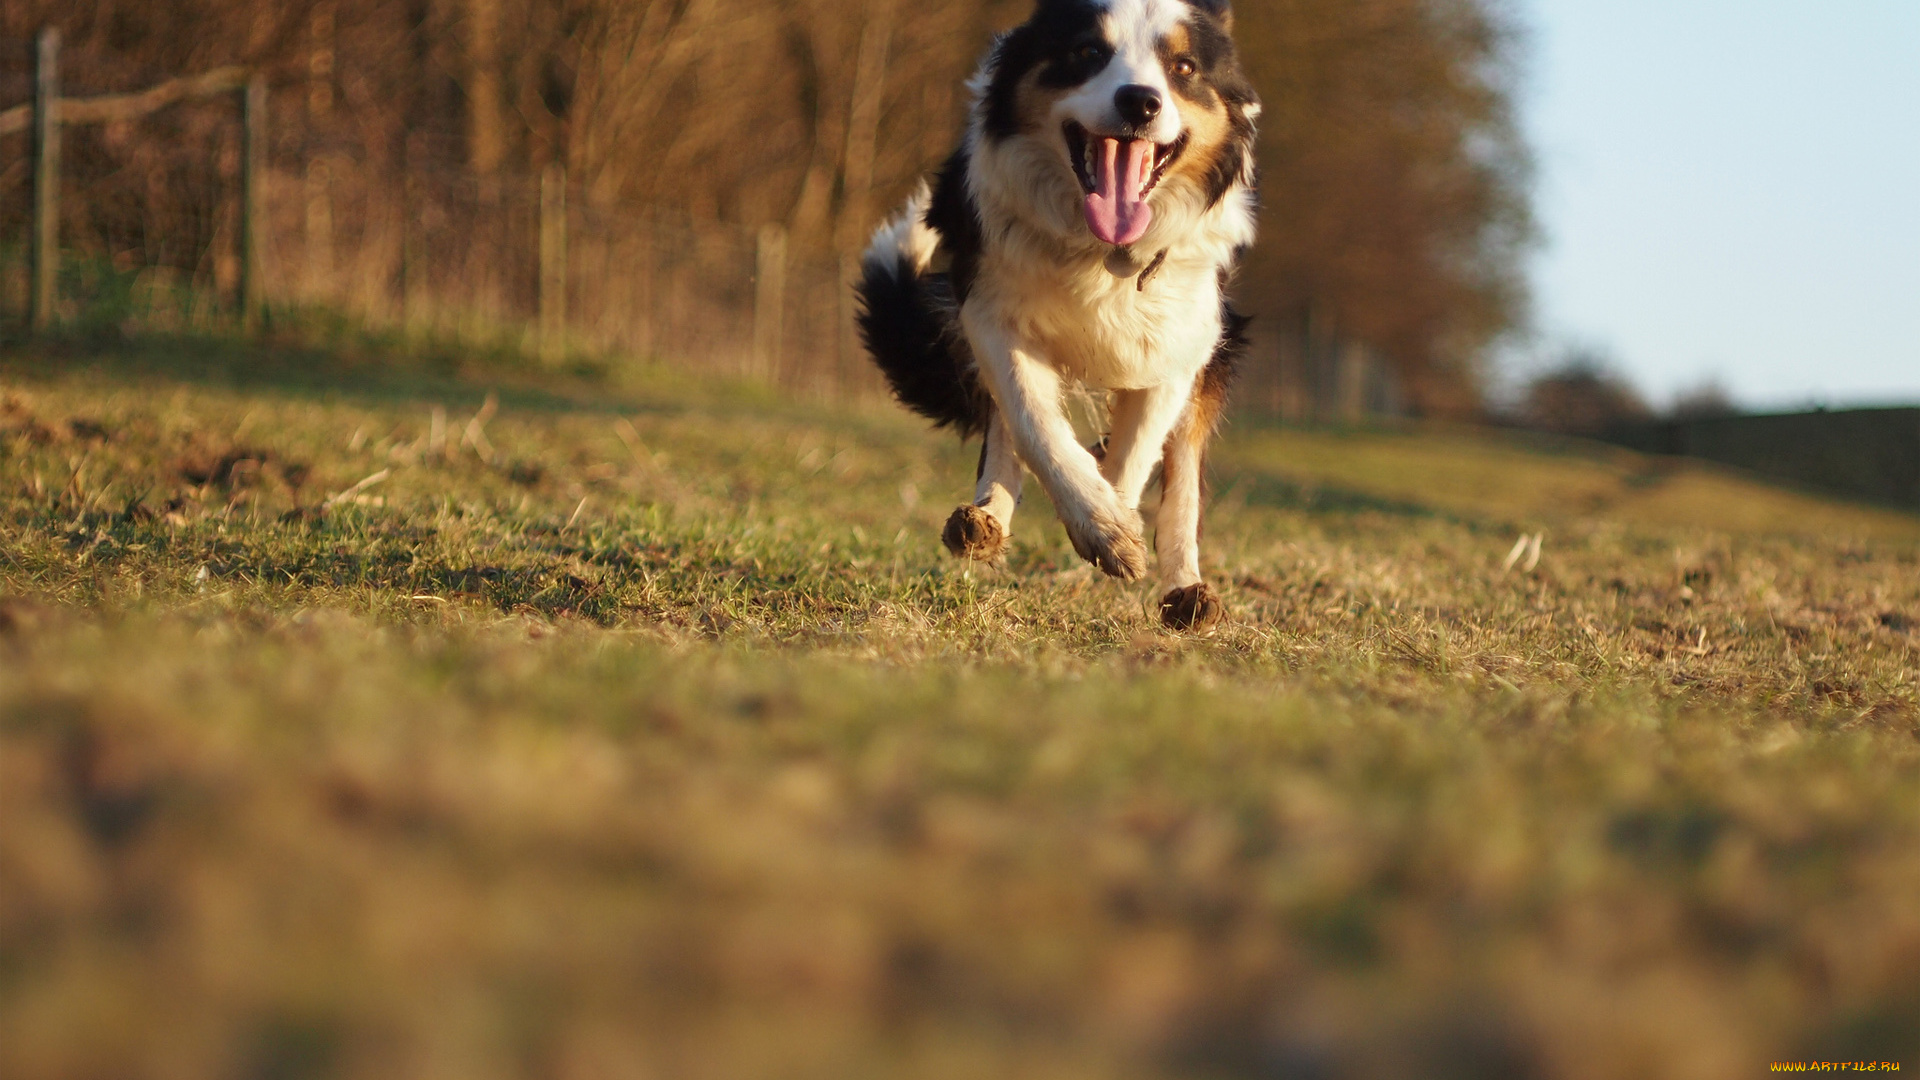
[962,307,1149,575]
[1156,419,1206,589]
[1101,382,1190,508]
[862,180,939,277]
[895,7,1255,595]
[1094,0,1191,52]
[973,411,1024,532]
[1054,0,1187,146]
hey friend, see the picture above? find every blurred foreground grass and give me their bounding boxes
[2,336,1918,1080]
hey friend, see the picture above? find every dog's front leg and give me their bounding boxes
[942,408,1022,561]
[1100,382,1198,510]
[961,312,1148,580]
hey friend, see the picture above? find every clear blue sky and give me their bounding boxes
[1520,1,1920,410]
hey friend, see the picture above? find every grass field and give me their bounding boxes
[2,334,1918,1080]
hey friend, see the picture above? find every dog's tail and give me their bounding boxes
[856,183,990,437]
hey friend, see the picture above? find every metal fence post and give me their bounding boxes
[240,74,268,331]
[29,27,60,332]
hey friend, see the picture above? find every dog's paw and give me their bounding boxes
[942,505,1008,561]
[1065,511,1148,581]
[1159,582,1224,633]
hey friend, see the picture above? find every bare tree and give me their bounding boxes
[5,0,1534,412]
[1519,348,1651,436]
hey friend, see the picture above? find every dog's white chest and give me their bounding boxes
[972,251,1220,391]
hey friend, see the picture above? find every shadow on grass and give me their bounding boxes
[0,319,791,424]
[1216,466,1465,524]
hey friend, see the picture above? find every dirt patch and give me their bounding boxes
[0,393,113,446]
[0,598,54,639]
[176,446,312,492]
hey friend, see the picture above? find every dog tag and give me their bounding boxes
[1104,246,1143,278]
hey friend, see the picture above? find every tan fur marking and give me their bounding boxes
[1165,95,1231,190]
[1152,359,1231,598]
[1015,67,1065,136]
[1160,24,1193,63]
[1167,368,1228,521]
[1153,24,1239,194]
[1175,356,1234,454]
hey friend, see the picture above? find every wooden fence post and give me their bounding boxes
[1337,341,1369,424]
[753,224,786,382]
[400,133,425,326]
[1306,305,1346,423]
[837,251,858,397]
[304,158,331,296]
[305,2,334,297]
[538,163,567,363]
[240,74,267,331]
[29,27,60,332]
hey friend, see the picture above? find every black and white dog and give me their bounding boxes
[858,0,1258,631]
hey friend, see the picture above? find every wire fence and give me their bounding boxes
[267,158,881,399]
[0,33,879,400]
[0,33,1402,421]
[1,153,881,400]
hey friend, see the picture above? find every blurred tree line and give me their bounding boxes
[2,0,1532,415]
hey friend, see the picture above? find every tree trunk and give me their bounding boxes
[835,0,894,253]
[466,0,504,177]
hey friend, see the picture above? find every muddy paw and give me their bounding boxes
[1159,582,1224,632]
[942,505,1008,561]
[1066,513,1148,581]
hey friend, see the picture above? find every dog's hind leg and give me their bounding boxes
[943,408,1021,561]
[1155,413,1216,629]
[1154,365,1235,632]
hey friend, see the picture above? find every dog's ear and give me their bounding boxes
[1186,0,1232,32]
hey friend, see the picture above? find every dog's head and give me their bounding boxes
[976,0,1259,247]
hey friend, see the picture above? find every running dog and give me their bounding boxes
[857,0,1258,631]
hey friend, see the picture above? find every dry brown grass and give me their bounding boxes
[1,340,1918,1079]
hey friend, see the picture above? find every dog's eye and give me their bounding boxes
[1073,42,1108,64]
[1172,56,1197,78]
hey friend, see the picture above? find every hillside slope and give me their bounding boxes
[1,340,1917,1080]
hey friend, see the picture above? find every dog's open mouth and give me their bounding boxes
[1065,121,1186,246]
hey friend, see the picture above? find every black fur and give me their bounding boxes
[1169,9,1259,209]
[855,155,993,439]
[859,0,1254,445]
[855,264,990,438]
[1206,302,1252,409]
[1191,302,1251,516]
[984,0,1255,207]
[982,0,1109,141]
[925,149,983,303]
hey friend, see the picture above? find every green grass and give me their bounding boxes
[2,335,1918,1080]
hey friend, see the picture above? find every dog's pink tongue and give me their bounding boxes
[1084,137,1153,246]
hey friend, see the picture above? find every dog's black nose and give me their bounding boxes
[1114,85,1162,128]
